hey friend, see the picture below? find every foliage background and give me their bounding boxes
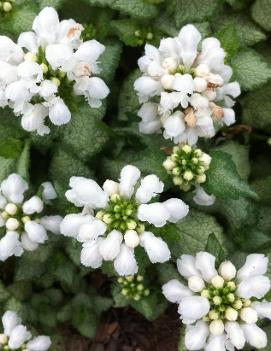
[1,0,271,349]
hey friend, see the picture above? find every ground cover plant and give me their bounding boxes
[0,0,271,350]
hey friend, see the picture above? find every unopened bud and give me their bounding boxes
[225,307,238,321]
[209,310,219,320]
[182,144,192,153]
[209,320,224,335]
[6,218,19,231]
[196,174,206,183]
[188,275,205,292]
[161,74,174,90]
[183,170,193,181]
[163,158,175,171]
[211,275,224,289]
[127,220,137,230]
[124,230,139,248]
[24,52,37,62]
[201,289,210,299]
[219,261,236,281]
[3,2,12,12]
[51,77,61,87]
[41,63,48,74]
[240,307,258,324]
[0,334,7,344]
[103,214,112,224]
[5,203,17,215]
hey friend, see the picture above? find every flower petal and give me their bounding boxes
[135,174,164,203]
[241,324,267,349]
[225,322,246,350]
[237,254,268,281]
[80,239,103,268]
[27,336,51,351]
[237,275,271,299]
[178,296,210,323]
[1,173,28,204]
[140,231,170,263]
[98,230,122,261]
[195,251,217,282]
[0,232,23,261]
[252,300,271,320]
[2,311,21,336]
[137,203,170,227]
[114,244,138,276]
[60,213,93,238]
[77,219,106,242]
[24,221,48,244]
[8,325,31,349]
[177,255,201,279]
[162,279,192,303]
[40,215,62,235]
[185,321,209,350]
[119,165,141,198]
[163,198,189,223]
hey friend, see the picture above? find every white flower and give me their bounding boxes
[134,24,240,145]
[60,164,189,275]
[162,252,271,350]
[0,7,109,135]
[193,186,216,206]
[0,173,61,260]
[1,311,51,351]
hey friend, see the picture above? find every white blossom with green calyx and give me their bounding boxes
[134,24,241,145]
[163,144,212,192]
[0,173,62,261]
[0,6,109,135]
[162,252,271,351]
[0,310,51,351]
[60,164,189,276]
[118,275,150,301]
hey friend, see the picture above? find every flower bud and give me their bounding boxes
[5,203,17,215]
[51,77,61,87]
[196,174,206,183]
[127,220,137,230]
[227,293,235,303]
[124,230,140,248]
[209,310,219,320]
[188,275,205,292]
[194,77,207,92]
[182,145,192,153]
[0,334,8,344]
[161,74,174,90]
[211,275,224,289]
[24,52,37,62]
[173,177,183,186]
[183,171,193,181]
[195,64,210,77]
[201,289,210,299]
[225,307,238,321]
[240,307,258,324]
[41,63,48,74]
[209,320,224,335]
[6,218,20,231]
[103,180,119,196]
[21,216,31,224]
[163,158,175,171]
[103,214,112,224]
[213,296,222,305]
[219,261,236,281]
[233,299,243,310]
[226,281,236,291]
[3,2,12,12]
[200,153,212,168]
[243,299,251,307]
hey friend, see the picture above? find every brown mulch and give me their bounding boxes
[65,307,181,351]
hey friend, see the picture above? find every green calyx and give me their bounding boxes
[163,144,210,192]
[97,195,143,233]
[201,280,251,322]
[175,65,196,77]
[118,275,150,301]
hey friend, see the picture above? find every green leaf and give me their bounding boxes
[131,292,167,321]
[111,283,129,308]
[37,0,65,9]
[0,157,16,182]
[61,99,109,162]
[111,19,145,47]
[205,150,258,200]
[50,148,94,188]
[241,84,271,133]
[156,263,180,285]
[16,141,31,180]
[0,138,23,159]
[0,1,39,35]
[118,70,141,121]
[175,0,220,26]
[0,281,10,302]
[231,49,271,91]
[205,233,227,264]
[212,14,266,47]
[99,40,122,83]
[5,297,22,313]
[252,176,271,205]
[214,141,250,180]
[111,0,159,19]
[163,209,226,257]
[251,0,271,32]
[216,26,240,60]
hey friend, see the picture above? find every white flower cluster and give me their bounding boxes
[0,310,51,351]
[60,165,189,275]
[162,252,271,350]
[0,6,109,135]
[0,173,62,260]
[134,24,241,145]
